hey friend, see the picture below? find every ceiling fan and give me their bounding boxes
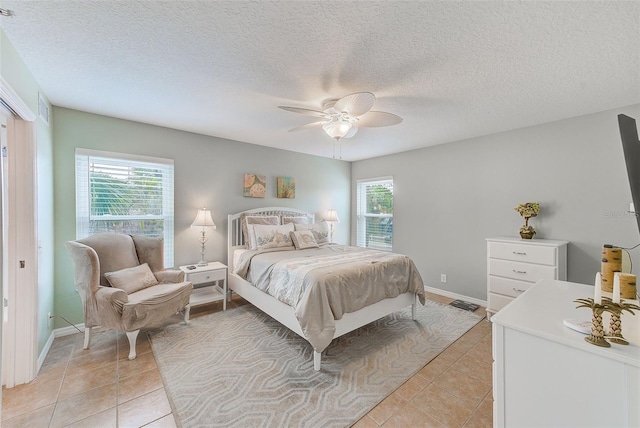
[278,92,403,142]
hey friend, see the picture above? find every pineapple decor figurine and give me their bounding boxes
[514,202,539,239]
[574,297,611,347]
[606,299,640,345]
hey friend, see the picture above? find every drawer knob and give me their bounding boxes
[512,251,527,256]
[513,269,527,274]
[513,287,526,293]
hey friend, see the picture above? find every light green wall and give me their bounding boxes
[53,107,351,326]
[353,104,640,301]
[0,30,55,354]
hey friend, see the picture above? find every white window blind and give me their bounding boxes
[356,177,393,251]
[75,148,175,267]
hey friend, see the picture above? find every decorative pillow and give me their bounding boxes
[294,222,329,244]
[281,216,310,225]
[104,263,158,294]
[290,230,319,249]
[241,215,280,247]
[252,223,295,249]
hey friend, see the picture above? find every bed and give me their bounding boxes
[227,207,425,370]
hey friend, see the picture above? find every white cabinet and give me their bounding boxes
[179,262,228,309]
[492,279,640,427]
[486,237,568,319]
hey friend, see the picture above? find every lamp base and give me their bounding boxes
[198,238,208,267]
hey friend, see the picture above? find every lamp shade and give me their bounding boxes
[326,209,340,223]
[191,208,216,229]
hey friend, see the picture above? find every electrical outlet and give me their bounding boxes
[47,312,53,328]
[440,274,447,283]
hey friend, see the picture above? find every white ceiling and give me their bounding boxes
[1,1,639,161]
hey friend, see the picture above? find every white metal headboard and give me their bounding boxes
[227,207,315,270]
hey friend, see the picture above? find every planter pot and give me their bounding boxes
[520,230,535,239]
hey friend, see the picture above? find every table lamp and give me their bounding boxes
[192,207,216,266]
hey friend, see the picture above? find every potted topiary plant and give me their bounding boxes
[514,202,540,239]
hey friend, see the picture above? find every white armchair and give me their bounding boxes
[65,233,193,359]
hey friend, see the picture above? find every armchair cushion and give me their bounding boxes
[104,263,159,294]
[123,281,193,331]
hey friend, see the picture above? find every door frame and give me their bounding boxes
[0,76,38,388]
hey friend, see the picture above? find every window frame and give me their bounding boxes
[356,176,394,251]
[74,148,175,267]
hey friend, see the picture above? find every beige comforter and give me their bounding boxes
[234,244,425,352]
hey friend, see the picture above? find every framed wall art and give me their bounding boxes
[277,177,295,198]
[243,173,266,198]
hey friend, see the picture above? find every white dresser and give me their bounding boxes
[492,279,639,427]
[486,237,568,319]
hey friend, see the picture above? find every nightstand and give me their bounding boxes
[179,262,228,310]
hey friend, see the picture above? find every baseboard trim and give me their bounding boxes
[37,331,55,373]
[424,286,487,307]
[54,323,85,338]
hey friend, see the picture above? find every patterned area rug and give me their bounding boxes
[149,299,482,427]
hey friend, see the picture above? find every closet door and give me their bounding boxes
[1,111,38,388]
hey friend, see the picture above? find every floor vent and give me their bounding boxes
[449,300,480,312]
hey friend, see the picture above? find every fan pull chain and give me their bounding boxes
[332,141,336,159]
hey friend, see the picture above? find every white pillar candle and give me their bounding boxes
[594,272,602,304]
[613,272,621,304]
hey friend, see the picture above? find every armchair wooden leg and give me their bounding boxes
[126,330,140,360]
[83,326,92,350]
[183,304,191,324]
[313,351,321,371]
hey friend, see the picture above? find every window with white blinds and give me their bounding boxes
[75,148,175,267]
[356,177,393,251]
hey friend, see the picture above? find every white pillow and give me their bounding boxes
[252,223,295,249]
[281,216,310,225]
[294,222,329,244]
[290,230,319,249]
[242,215,280,247]
[104,263,158,294]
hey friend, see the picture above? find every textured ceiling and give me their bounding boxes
[1,1,639,161]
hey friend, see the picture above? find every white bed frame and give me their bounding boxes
[227,207,417,370]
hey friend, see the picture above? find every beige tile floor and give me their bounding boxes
[2,293,492,427]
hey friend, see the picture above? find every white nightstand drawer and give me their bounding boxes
[489,242,557,266]
[188,269,225,285]
[489,259,557,282]
[489,275,533,298]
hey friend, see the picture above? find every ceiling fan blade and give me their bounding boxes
[357,111,403,128]
[344,126,358,138]
[288,121,325,132]
[279,106,329,118]
[333,92,376,117]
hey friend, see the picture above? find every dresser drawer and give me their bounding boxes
[488,276,533,298]
[489,259,557,282]
[488,242,557,266]
[187,269,226,285]
[488,292,514,313]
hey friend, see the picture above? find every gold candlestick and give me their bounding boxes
[575,298,610,347]
[605,299,640,345]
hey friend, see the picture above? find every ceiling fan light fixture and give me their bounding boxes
[322,118,352,140]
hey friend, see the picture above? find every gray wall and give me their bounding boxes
[352,104,640,301]
[53,107,350,327]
